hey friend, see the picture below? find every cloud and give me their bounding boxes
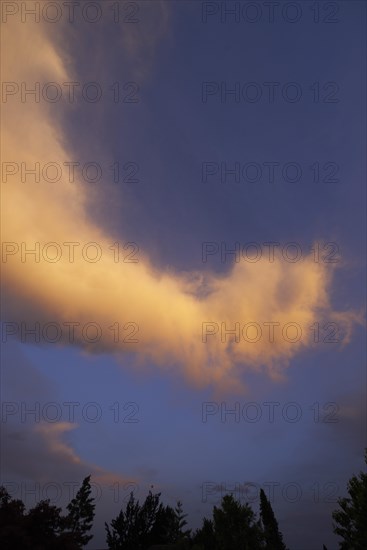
[0,343,135,489]
[3,421,135,491]
[1,18,363,393]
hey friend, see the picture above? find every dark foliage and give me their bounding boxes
[332,450,367,549]
[259,488,287,550]
[0,476,95,549]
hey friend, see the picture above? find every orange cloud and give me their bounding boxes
[1,18,363,393]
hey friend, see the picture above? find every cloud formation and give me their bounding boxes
[1,342,136,498]
[1,17,363,393]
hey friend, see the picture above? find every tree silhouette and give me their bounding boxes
[213,494,263,550]
[192,517,215,550]
[65,475,95,548]
[147,502,178,546]
[260,488,287,549]
[27,498,81,549]
[0,477,94,549]
[193,494,264,550]
[105,489,188,549]
[0,486,29,547]
[105,491,140,549]
[174,500,191,541]
[332,449,367,549]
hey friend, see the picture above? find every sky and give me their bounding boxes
[0,1,366,549]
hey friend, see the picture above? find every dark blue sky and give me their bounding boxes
[1,1,366,549]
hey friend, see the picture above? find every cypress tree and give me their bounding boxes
[260,488,287,550]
